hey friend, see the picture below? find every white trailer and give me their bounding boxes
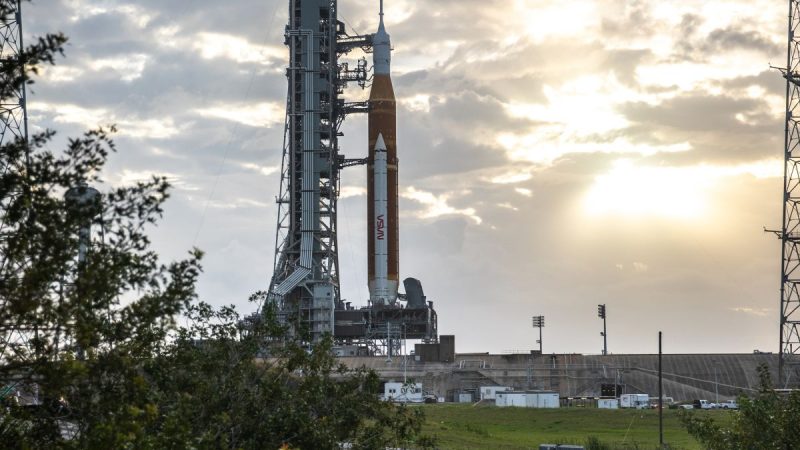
[525,392,560,408]
[620,394,649,409]
[458,392,473,403]
[496,391,527,407]
[598,398,619,409]
[480,386,512,400]
[382,381,424,403]
[496,391,559,408]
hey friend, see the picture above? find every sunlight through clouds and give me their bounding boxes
[33,103,181,139]
[196,102,284,127]
[584,159,782,219]
[194,32,284,65]
[497,132,691,165]
[402,187,482,224]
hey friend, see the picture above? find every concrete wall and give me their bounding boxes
[337,353,796,402]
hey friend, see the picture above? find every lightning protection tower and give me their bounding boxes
[778,0,800,386]
[0,0,27,146]
[267,0,370,343]
[0,0,31,366]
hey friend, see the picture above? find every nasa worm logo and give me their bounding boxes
[376,215,385,240]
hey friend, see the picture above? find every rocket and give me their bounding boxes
[368,1,399,305]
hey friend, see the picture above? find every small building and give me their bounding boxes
[480,386,512,400]
[496,390,559,408]
[526,391,560,408]
[620,393,649,409]
[496,391,527,407]
[598,398,619,409]
[458,392,473,403]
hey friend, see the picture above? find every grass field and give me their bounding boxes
[420,404,729,449]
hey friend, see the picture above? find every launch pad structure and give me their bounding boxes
[265,0,437,355]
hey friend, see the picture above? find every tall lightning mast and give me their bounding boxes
[0,0,28,146]
[778,0,800,386]
[0,0,31,364]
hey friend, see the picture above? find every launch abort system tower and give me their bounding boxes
[267,0,437,353]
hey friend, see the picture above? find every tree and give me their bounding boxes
[139,299,433,449]
[680,365,800,450]
[0,2,431,448]
[1,2,203,446]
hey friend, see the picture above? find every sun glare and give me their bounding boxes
[584,159,781,219]
[584,160,710,219]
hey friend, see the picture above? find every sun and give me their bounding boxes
[583,160,710,219]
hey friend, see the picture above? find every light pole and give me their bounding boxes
[532,315,544,353]
[598,304,607,355]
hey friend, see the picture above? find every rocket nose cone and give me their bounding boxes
[375,133,387,151]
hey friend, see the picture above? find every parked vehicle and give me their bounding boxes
[718,400,738,409]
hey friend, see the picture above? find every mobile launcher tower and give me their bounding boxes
[266,0,437,356]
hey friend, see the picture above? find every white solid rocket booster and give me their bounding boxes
[373,133,390,303]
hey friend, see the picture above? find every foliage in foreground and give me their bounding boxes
[680,365,800,450]
[0,1,431,447]
[137,301,432,449]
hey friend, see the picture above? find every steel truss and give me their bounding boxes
[268,0,369,343]
[779,0,800,386]
[0,0,30,367]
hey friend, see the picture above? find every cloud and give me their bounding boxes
[33,102,181,139]
[402,187,482,224]
[515,187,533,197]
[196,102,284,128]
[192,32,284,65]
[240,162,279,177]
[732,307,771,317]
[20,0,786,354]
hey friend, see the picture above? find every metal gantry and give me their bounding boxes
[778,0,800,386]
[268,0,370,343]
[0,0,29,366]
[0,0,27,147]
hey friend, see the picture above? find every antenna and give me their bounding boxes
[380,0,384,21]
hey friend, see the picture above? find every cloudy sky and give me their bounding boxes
[23,0,790,354]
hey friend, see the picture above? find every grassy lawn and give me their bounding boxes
[420,404,730,449]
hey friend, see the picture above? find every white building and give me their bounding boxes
[496,391,527,407]
[526,392,560,408]
[458,392,473,403]
[620,393,649,409]
[598,398,619,409]
[496,391,560,408]
[480,386,512,400]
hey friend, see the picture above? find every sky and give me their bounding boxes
[21,0,790,354]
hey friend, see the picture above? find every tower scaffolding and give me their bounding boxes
[778,0,800,386]
[267,0,370,343]
[0,0,31,367]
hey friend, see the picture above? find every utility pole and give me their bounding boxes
[532,316,544,353]
[598,304,607,355]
